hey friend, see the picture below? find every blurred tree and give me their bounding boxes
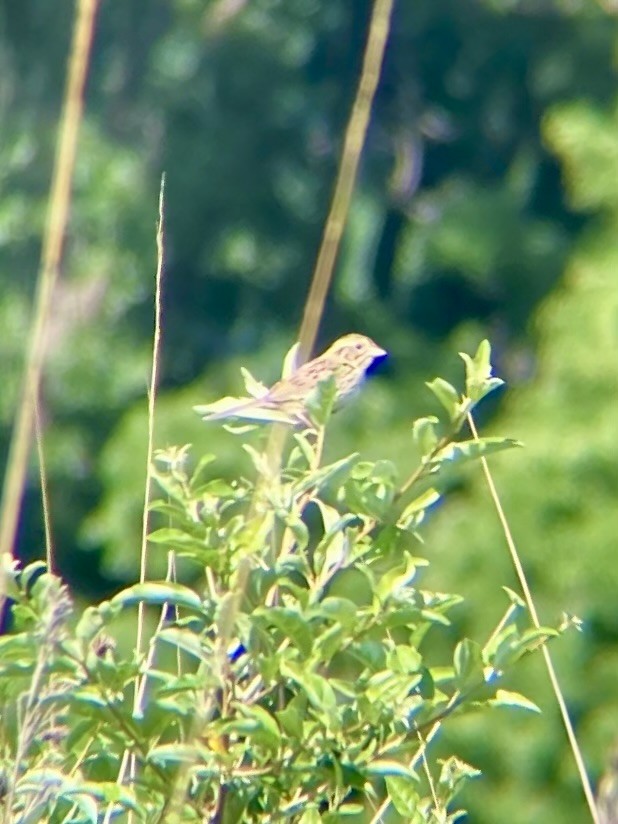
[420,87,618,823]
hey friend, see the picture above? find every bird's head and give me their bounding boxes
[324,333,387,371]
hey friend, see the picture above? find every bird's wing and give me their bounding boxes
[266,357,330,401]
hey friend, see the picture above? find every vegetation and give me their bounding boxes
[0,345,566,821]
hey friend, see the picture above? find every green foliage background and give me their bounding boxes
[1,0,617,821]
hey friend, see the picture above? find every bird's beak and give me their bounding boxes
[372,344,388,359]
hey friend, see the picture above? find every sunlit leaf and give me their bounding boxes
[491,689,541,713]
[432,437,522,466]
[305,374,337,426]
[385,774,421,817]
[453,639,484,690]
[157,627,210,662]
[366,760,416,778]
[254,607,313,657]
[460,340,504,403]
[110,582,202,611]
[240,366,269,398]
[231,703,282,750]
[426,378,460,420]
[411,416,440,456]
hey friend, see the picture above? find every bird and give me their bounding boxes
[195,333,387,426]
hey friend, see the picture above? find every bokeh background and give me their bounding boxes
[2,0,618,821]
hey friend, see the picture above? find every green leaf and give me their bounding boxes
[75,606,107,643]
[432,437,522,466]
[149,743,207,766]
[519,626,559,651]
[194,399,295,425]
[240,366,269,398]
[276,509,310,552]
[366,759,416,778]
[255,607,313,657]
[453,639,484,691]
[491,689,541,713]
[223,421,262,433]
[384,774,421,817]
[313,597,358,628]
[366,669,421,705]
[313,499,343,533]
[0,632,35,662]
[96,782,146,816]
[502,586,526,609]
[326,565,374,606]
[313,622,345,663]
[350,483,394,520]
[334,803,365,816]
[426,378,460,420]
[387,644,423,675]
[418,608,453,626]
[350,639,386,671]
[190,453,217,482]
[14,771,144,824]
[66,793,99,823]
[69,686,110,709]
[371,460,399,483]
[110,582,202,611]
[276,694,306,739]
[281,341,301,378]
[18,560,48,593]
[148,527,205,548]
[243,443,273,476]
[438,755,482,793]
[231,703,282,750]
[157,627,210,663]
[312,511,358,578]
[398,488,441,530]
[484,623,519,669]
[411,416,440,456]
[375,554,420,600]
[280,660,337,715]
[220,786,249,822]
[298,809,321,824]
[291,431,316,467]
[342,461,398,520]
[296,453,360,496]
[306,374,337,426]
[487,624,557,670]
[192,477,239,498]
[460,340,504,403]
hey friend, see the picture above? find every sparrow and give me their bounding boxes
[195,333,387,426]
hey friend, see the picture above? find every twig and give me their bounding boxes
[467,412,600,824]
[0,0,99,598]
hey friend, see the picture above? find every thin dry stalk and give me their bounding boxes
[0,0,99,596]
[466,412,600,824]
[135,175,166,666]
[35,394,54,572]
[258,0,396,547]
[104,177,166,824]
[296,0,395,360]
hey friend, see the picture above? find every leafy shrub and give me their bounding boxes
[0,342,562,823]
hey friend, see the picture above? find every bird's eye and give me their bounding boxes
[355,342,363,350]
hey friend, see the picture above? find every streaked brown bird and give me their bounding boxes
[196,333,387,426]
